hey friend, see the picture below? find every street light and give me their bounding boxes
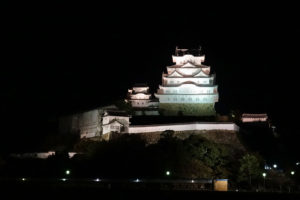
[291,171,295,175]
[65,170,70,175]
[134,178,140,182]
[166,171,171,176]
[273,164,277,169]
[262,173,266,191]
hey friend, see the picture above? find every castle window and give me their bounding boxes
[111,125,119,130]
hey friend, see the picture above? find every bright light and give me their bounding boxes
[94,178,101,182]
[134,178,140,182]
[273,164,277,169]
[191,180,194,183]
[21,178,26,181]
[166,171,171,176]
[65,170,70,175]
[61,178,67,181]
[296,162,300,166]
[262,173,266,177]
[291,171,295,175]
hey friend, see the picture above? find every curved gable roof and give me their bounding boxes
[168,70,184,77]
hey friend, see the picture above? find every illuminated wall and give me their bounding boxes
[128,122,239,134]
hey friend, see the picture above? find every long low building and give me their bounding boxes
[241,113,268,123]
[128,122,239,134]
[59,105,239,139]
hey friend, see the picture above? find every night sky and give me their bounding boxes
[2,3,300,152]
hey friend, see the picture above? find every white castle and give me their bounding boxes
[155,47,219,116]
[59,47,239,139]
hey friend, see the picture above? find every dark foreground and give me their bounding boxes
[1,180,299,200]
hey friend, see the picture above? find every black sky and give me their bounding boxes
[2,3,300,152]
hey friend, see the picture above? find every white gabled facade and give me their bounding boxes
[102,111,130,134]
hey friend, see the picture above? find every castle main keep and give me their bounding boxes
[155,47,218,116]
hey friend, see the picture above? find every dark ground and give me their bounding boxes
[1,180,299,200]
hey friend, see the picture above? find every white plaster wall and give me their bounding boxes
[167,67,210,76]
[79,110,99,126]
[164,77,213,85]
[155,94,218,103]
[130,99,151,107]
[177,68,201,76]
[241,118,268,123]
[162,85,217,94]
[128,123,239,134]
[172,55,205,65]
[133,87,149,93]
[130,93,151,100]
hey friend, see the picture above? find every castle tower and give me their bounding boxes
[154,47,219,116]
[126,84,159,115]
[127,84,152,108]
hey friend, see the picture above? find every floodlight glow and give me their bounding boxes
[61,178,67,181]
[273,164,277,168]
[21,178,26,181]
[191,180,194,183]
[94,178,101,182]
[166,171,171,176]
[65,170,70,175]
[135,178,140,182]
[291,171,295,175]
[262,173,266,177]
[296,162,300,166]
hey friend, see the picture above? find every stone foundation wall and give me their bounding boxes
[159,103,216,116]
[135,130,245,150]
